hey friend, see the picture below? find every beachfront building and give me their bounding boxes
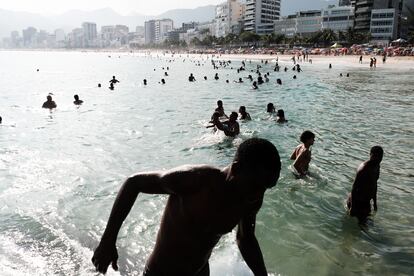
[179,21,215,45]
[401,0,414,40]
[82,22,97,48]
[296,10,323,37]
[215,0,246,38]
[339,0,352,6]
[370,8,399,44]
[54,29,66,48]
[67,28,84,48]
[322,5,355,32]
[244,0,281,35]
[145,19,174,45]
[22,27,37,47]
[351,0,402,33]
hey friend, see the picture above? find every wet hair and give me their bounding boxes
[267,103,275,112]
[217,100,223,106]
[300,130,315,143]
[277,109,285,118]
[370,146,383,158]
[234,138,281,183]
[74,95,79,101]
[239,106,246,112]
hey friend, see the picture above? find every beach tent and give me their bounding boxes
[331,43,342,48]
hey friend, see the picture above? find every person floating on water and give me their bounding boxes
[290,130,315,178]
[42,95,57,109]
[212,111,240,137]
[267,103,276,114]
[92,138,281,275]
[239,106,251,120]
[189,73,196,82]
[276,109,288,123]
[73,95,83,105]
[346,146,383,224]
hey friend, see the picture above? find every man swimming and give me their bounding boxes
[42,95,57,109]
[73,95,83,105]
[92,138,281,275]
[189,73,196,82]
[109,76,119,85]
[239,106,251,120]
[290,131,315,177]
[347,146,383,224]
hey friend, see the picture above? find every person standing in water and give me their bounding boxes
[109,76,119,85]
[214,100,228,119]
[92,138,281,276]
[347,146,383,224]
[211,112,240,137]
[73,95,83,105]
[290,131,315,177]
[239,106,251,120]
[42,95,57,109]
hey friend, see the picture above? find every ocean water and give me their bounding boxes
[0,51,413,276]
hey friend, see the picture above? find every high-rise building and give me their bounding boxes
[339,0,351,6]
[145,19,174,44]
[82,22,97,47]
[22,27,37,47]
[215,2,231,37]
[351,0,401,33]
[322,5,354,32]
[244,0,281,34]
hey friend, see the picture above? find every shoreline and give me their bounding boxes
[2,48,414,69]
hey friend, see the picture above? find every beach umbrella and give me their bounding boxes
[392,38,407,43]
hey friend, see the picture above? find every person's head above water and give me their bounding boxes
[229,112,238,121]
[276,109,285,118]
[74,95,79,101]
[239,106,246,113]
[0,116,2,124]
[47,95,53,101]
[300,130,315,146]
[217,100,223,107]
[231,138,281,189]
[370,146,383,164]
[267,103,275,113]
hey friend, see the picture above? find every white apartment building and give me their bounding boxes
[215,2,230,38]
[245,0,281,35]
[145,19,173,44]
[370,8,398,45]
[82,22,97,47]
[296,10,323,37]
[322,5,354,32]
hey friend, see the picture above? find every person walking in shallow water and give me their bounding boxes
[290,131,315,177]
[92,138,281,275]
[347,146,383,224]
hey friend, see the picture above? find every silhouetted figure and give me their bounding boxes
[277,79,282,85]
[267,103,276,113]
[73,95,83,105]
[189,73,196,82]
[42,95,57,109]
[276,109,287,123]
[239,106,251,120]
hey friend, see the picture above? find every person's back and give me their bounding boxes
[42,95,57,109]
[290,131,315,177]
[347,146,383,223]
[92,138,281,275]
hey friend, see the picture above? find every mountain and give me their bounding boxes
[0,6,216,39]
[156,5,216,26]
[281,0,338,15]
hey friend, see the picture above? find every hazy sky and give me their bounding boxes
[1,0,226,15]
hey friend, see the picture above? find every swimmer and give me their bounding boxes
[109,76,120,85]
[214,100,228,118]
[109,83,115,90]
[239,106,251,120]
[189,73,196,82]
[143,79,147,85]
[98,83,102,88]
[276,79,282,85]
[204,76,207,80]
[264,75,269,82]
[252,81,258,90]
[214,73,219,80]
[235,78,244,83]
[226,80,229,83]
[161,79,166,85]
[340,73,343,77]
[329,64,332,69]
[42,95,57,109]
[73,95,83,105]
[290,130,315,178]
[346,73,350,77]
[0,116,2,124]
[267,103,276,114]
[247,75,253,81]
[346,146,383,224]
[165,72,168,76]
[293,75,297,79]
[92,138,281,275]
[276,109,287,123]
[257,77,264,85]
[213,111,240,137]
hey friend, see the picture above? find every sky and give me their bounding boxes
[0,0,226,15]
